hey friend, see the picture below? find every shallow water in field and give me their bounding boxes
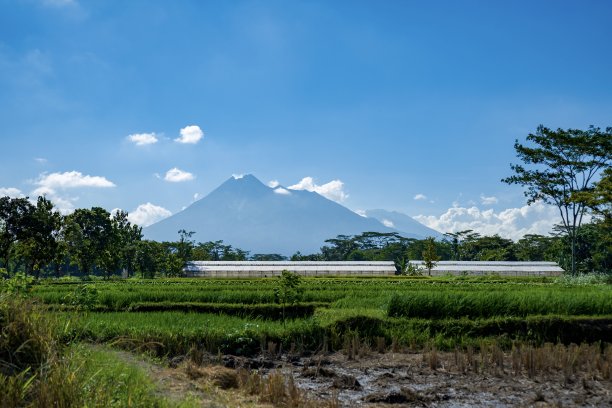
[233,350,612,407]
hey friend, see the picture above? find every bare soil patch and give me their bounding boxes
[217,347,612,407]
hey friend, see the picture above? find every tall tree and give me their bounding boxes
[502,125,611,274]
[65,207,114,275]
[15,197,62,277]
[422,237,440,276]
[0,197,34,272]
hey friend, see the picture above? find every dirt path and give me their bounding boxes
[94,346,266,408]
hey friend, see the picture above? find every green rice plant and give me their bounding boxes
[387,288,612,319]
[127,301,325,320]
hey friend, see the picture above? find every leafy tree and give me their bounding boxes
[135,240,164,278]
[65,207,114,275]
[514,234,557,262]
[0,197,34,272]
[422,237,440,276]
[290,251,323,261]
[321,235,359,261]
[274,270,303,323]
[444,230,474,260]
[112,210,142,277]
[14,197,62,277]
[502,125,611,274]
[251,253,287,261]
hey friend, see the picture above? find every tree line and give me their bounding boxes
[1,125,609,277]
[0,197,608,278]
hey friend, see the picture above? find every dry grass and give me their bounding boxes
[0,295,81,407]
[236,368,339,408]
[442,342,612,382]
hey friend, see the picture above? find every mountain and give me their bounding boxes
[363,209,444,240]
[143,174,443,254]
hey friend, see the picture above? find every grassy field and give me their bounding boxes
[3,274,611,407]
[31,275,612,355]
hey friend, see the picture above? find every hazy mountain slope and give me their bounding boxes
[144,175,398,255]
[364,209,444,239]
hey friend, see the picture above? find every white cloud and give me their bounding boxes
[268,180,280,188]
[28,171,113,215]
[232,174,245,179]
[414,193,427,201]
[35,171,115,189]
[288,177,348,203]
[164,168,194,182]
[0,187,24,198]
[274,187,291,195]
[381,219,394,228]
[414,201,561,240]
[127,132,158,146]
[34,157,47,164]
[30,186,76,214]
[480,195,499,205]
[127,203,172,227]
[354,209,367,217]
[175,125,204,144]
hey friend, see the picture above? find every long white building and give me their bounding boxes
[184,261,396,277]
[183,260,564,277]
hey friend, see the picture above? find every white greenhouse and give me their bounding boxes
[184,261,396,277]
[183,260,564,277]
[408,261,564,276]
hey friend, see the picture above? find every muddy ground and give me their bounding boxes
[218,349,612,407]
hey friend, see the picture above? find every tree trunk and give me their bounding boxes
[571,234,576,275]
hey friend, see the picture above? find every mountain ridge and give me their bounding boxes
[144,174,441,254]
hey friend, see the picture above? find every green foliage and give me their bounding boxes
[274,270,303,323]
[128,301,321,319]
[0,295,186,407]
[502,125,612,274]
[274,270,303,306]
[0,269,33,296]
[556,272,612,285]
[62,284,99,310]
[69,344,183,407]
[422,237,440,275]
[29,276,612,358]
[387,289,612,319]
[396,259,424,276]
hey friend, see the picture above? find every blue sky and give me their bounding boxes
[1,0,610,239]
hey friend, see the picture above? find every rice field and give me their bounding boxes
[31,275,612,356]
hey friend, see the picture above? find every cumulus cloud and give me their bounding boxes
[268,180,280,188]
[127,132,158,146]
[30,187,76,214]
[232,174,245,179]
[127,203,172,227]
[354,209,367,217]
[414,201,561,240]
[35,171,115,190]
[0,187,24,198]
[480,195,499,205]
[414,194,427,201]
[274,187,291,195]
[164,168,194,182]
[175,125,204,144]
[288,177,348,203]
[27,171,113,215]
[381,219,394,228]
